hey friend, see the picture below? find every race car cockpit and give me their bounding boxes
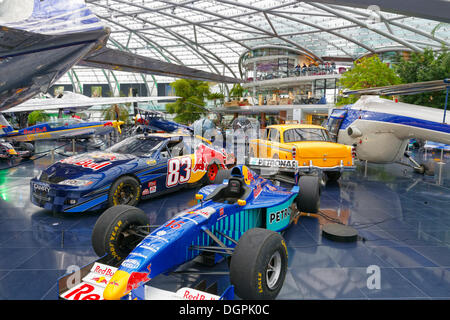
[205,167,252,204]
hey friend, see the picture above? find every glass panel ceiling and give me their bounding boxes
[56,0,450,89]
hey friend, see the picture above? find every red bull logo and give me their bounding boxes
[23,126,47,135]
[92,276,108,285]
[192,144,225,172]
[60,157,112,171]
[126,264,152,292]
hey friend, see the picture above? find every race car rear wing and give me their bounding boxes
[58,258,234,300]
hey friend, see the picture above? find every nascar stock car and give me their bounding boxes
[30,133,233,213]
[58,164,321,300]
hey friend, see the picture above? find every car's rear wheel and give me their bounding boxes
[229,228,288,300]
[92,205,149,261]
[296,175,321,213]
[204,163,220,184]
[108,176,141,207]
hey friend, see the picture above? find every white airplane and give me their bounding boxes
[5,91,179,113]
[326,80,450,173]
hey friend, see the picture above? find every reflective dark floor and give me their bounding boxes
[0,141,449,300]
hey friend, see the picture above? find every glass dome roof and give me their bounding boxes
[55,0,450,90]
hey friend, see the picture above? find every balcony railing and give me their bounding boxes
[246,64,347,82]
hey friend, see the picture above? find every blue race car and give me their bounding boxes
[58,165,321,300]
[30,133,230,213]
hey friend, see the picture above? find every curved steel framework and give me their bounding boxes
[55,0,449,91]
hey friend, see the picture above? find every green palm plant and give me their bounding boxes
[165,79,211,124]
[102,104,130,124]
[28,110,50,126]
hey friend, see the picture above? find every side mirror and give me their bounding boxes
[237,199,246,206]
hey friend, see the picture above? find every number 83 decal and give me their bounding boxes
[166,157,192,187]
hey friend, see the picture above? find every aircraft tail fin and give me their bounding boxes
[0,114,14,136]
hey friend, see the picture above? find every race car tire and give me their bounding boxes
[213,168,231,184]
[230,228,288,300]
[91,205,149,261]
[204,163,220,184]
[108,175,141,207]
[325,171,341,182]
[296,175,320,213]
[19,142,34,158]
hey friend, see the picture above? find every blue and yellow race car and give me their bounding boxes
[58,165,321,300]
[30,133,231,213]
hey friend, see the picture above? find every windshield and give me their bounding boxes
[47,118,83,128]
[326,117,344,142]
[283,128,331,142]
[106,135,164,156]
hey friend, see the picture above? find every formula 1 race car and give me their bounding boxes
[58,165,321,300]
[30,133,232,213]
[0,141,34,160]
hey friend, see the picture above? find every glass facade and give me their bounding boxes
[49,1,448,100]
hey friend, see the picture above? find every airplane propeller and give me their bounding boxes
[112,120,124,135]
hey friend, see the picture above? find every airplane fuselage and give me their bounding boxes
[2,120,120,142]
[327,96,450,163]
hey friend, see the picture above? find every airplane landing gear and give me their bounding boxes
[404,152,435,175]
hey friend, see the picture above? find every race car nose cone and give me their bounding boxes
[103,270,130,300]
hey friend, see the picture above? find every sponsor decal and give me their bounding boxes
[91,153,117,161]
[33,183,50,193]
[148,181,157,193]
[142,189,150,196]
[60,156,112,171]
[176,288,219,300]
[121,259,140,269]
[192,144,224,173]
[23,126,47,135]
[91,276,108,285]
[249,157,298,168]
[129,252,148,259]
[190,207,215,219]
[269,207,291,225]
[126,264,152,292]
[254,183,263,198]
[92,263,117,277]
[62,283,103,300]
[139,244,158,253]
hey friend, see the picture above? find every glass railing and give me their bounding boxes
[246,65,348,82]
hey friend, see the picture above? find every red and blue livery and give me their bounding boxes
[30,133,229,213]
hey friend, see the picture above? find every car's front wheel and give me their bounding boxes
[229,228,288,300]
[108,176,141,207]
[91,205,149,261]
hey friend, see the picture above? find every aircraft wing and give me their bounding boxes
[59,128,97,139]
[344,79,450,96]
[79,47,242,84]
[3,96,180,113]
[0,0,242,113]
